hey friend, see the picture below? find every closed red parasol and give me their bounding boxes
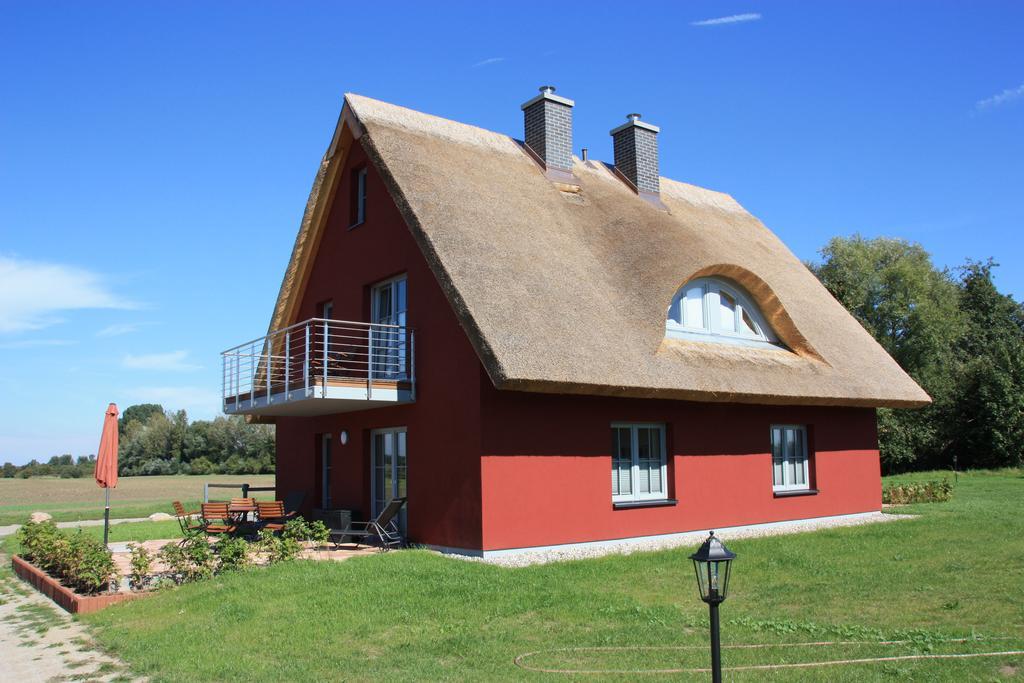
[94,403,119,545]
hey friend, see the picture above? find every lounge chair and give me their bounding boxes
[200,502,237,536]
[331,497,406,550]
[173,501,203,537]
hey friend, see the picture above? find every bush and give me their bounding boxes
[16,522,117,595]
[883,479,954,505]
[128,544,153,591]
[281,517,330,546]
[158,531,214,584]
[256,529,302,564]
[213,535,251,572]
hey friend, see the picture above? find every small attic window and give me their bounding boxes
[666,277,780,349]
[349,167,367,228]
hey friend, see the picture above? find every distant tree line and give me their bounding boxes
[2,405,275,478]
[811,235,1024,474]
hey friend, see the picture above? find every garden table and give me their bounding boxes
[228,503,258,523]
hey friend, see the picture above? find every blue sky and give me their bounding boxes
[1,1,1022,464]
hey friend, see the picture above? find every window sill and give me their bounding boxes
[773,488,818,498]
[613,498,678,510]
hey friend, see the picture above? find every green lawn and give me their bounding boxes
[0,474,275,526]
[83,469,1024,681]
[2,520,184,556]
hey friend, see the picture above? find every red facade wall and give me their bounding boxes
[273,138,883,554]
[274,140,484,550]
[479,387,881,551]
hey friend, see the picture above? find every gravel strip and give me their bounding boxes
[450,512,915,568]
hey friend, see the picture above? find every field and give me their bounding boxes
[0,474,275,526]
[79,469,1023,681]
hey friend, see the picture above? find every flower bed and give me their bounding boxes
[11,554,145,614]
[13,518,334,613]
[882,479,954,505]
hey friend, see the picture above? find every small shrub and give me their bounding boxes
[213,535,250,572]
[127,544,153,591]
[256,528,301,564]
[159,531,213,584]
[281,517,330,547]
[883,479,954,505]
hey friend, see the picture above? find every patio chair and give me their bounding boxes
[173,500,203,537]
[282,491,305,517]
[255,500,290,533]
[200,502,237,537]
[331,497,406,551]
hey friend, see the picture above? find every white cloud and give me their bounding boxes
[0,338,77,349]
[122,350,201,372]
[975,83,1024,112]
[125,386,221,419]
[691,12,762,26]
[0,255,135,333]
[472,57,506,68]
[97,322,148,337]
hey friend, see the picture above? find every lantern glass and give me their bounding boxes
[693,558,731,602]
[689,531,736,604]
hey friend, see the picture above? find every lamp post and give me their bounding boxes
[689,531,736,683]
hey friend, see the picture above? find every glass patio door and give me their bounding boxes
[370,276,407,380]
[371,427,407,534]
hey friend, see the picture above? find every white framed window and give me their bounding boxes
[612,423,667,503]
[666,277,779,349]
[771,425,810,491]
[370,275,408,379]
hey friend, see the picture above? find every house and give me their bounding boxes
[221,87,929,557]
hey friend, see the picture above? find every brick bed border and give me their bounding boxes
[11,555,147,614]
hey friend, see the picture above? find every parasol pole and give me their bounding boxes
[103,486,111,547]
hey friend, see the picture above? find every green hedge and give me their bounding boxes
[17,520,117,594]
[882,479,954,505]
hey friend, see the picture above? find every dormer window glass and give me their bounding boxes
[666,277,779,349]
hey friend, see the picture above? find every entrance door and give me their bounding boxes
[370,276,407,380]
[371,427,407,534]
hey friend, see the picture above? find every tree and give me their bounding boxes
[811,235,962,471]
[944,261,1024,469]
[2,462,16,478]
[119,404,164,437]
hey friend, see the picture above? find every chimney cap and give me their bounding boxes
[610,113,660,135]
[521,85,575,110]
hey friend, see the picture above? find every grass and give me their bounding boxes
[0,474,275,526]
[81,469,1024,681]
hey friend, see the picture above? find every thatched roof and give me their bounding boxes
[267,94,930,408]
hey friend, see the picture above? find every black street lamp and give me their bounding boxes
[689,531,736,683]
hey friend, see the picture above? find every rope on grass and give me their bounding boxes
[513,638,1024,675]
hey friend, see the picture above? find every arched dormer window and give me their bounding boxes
[666,277,780,348]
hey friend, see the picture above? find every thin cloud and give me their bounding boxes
[0,338,77,349]
[97,322,149,337]
[0,255,136,333]
[472,57,506,68]
[125,385,220,418]
[975,83,1024,112]
[122,350,201,372]
[691,12,762,26]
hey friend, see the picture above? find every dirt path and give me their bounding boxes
[0,556,140,682]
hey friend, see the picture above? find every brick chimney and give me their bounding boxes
[610,113,660,197]
[521,86,576,183]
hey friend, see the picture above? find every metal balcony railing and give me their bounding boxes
[221,318,415,413]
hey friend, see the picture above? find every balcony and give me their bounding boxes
[222,318,415,417]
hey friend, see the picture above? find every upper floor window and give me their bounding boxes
[349,167,367,227]
[666,277,779,348]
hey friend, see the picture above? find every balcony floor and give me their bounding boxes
[224,379,414,416]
